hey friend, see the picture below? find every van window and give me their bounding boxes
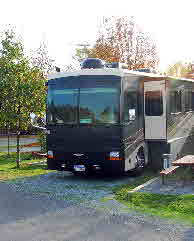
[145,91,163,116]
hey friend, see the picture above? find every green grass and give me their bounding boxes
[112,170,156,194]
[112,170,194,224]
[0,152,53,181]
[115,192,194,224]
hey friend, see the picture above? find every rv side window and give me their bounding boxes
[124,91,137,122]
[170,91,182,113]
[145,91,163,116]
[192,92,194,110]
[185,90,192,111]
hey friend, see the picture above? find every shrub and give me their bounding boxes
[37,131,46,152]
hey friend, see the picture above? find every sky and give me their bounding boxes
[0,0,194,71]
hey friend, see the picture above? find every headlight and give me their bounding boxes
[47,150,53,159]
[110,151,119,158]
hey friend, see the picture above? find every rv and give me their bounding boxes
[45,68,194,175]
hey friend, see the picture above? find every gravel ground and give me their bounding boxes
[5,172,136,208]
[1,172,194,241]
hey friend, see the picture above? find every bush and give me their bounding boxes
[168,199,194,214]
[37,131,46,152]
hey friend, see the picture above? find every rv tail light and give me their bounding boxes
[109,151,121,160]
[47,150,53,159]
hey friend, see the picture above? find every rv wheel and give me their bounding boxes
[133,147,145,175]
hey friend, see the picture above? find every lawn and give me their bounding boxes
[0,152,53,181]
[112,171,194,224]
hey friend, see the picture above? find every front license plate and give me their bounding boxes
[74,165,85,171]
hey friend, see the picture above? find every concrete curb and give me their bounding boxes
[128,177,160,193]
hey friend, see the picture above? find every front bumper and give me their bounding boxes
[47,151,124,175]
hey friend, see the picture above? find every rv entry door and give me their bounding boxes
[144,80,166,140]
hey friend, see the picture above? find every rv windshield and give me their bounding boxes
[79,88,119,124]
[47,89,78,124]
[47,87,119,124]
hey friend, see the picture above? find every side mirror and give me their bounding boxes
[30,113,36,122]
[129,109,136,121]
[30,113,46,131]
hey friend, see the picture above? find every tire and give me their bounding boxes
[132,147,146,176]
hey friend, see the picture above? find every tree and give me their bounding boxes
[166,61,192,78]
[31,42,55,77]
[87,16,159,69]
[0,29,46,167]
[74,47,91,63]
[63,64,77,72]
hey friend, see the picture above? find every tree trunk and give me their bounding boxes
[16,130,20,168]
[16,95,21,168]
[7,128,10,157]
[16,113,21,168]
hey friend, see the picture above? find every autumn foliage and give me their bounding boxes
[88,16,159,70]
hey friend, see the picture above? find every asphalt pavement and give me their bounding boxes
[0,181,194,241]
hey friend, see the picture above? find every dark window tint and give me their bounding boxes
[192,92,194,110]
[47,76,121,125]
[145,91,163,116]
[170,91,181,113]
[47,88,78,124]
[79,88,119,124]
[124,91,137,122]
[185,90,192,111]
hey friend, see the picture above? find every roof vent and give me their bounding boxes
[81,58,105,69]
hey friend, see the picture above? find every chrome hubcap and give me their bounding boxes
[136,150,145,168]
